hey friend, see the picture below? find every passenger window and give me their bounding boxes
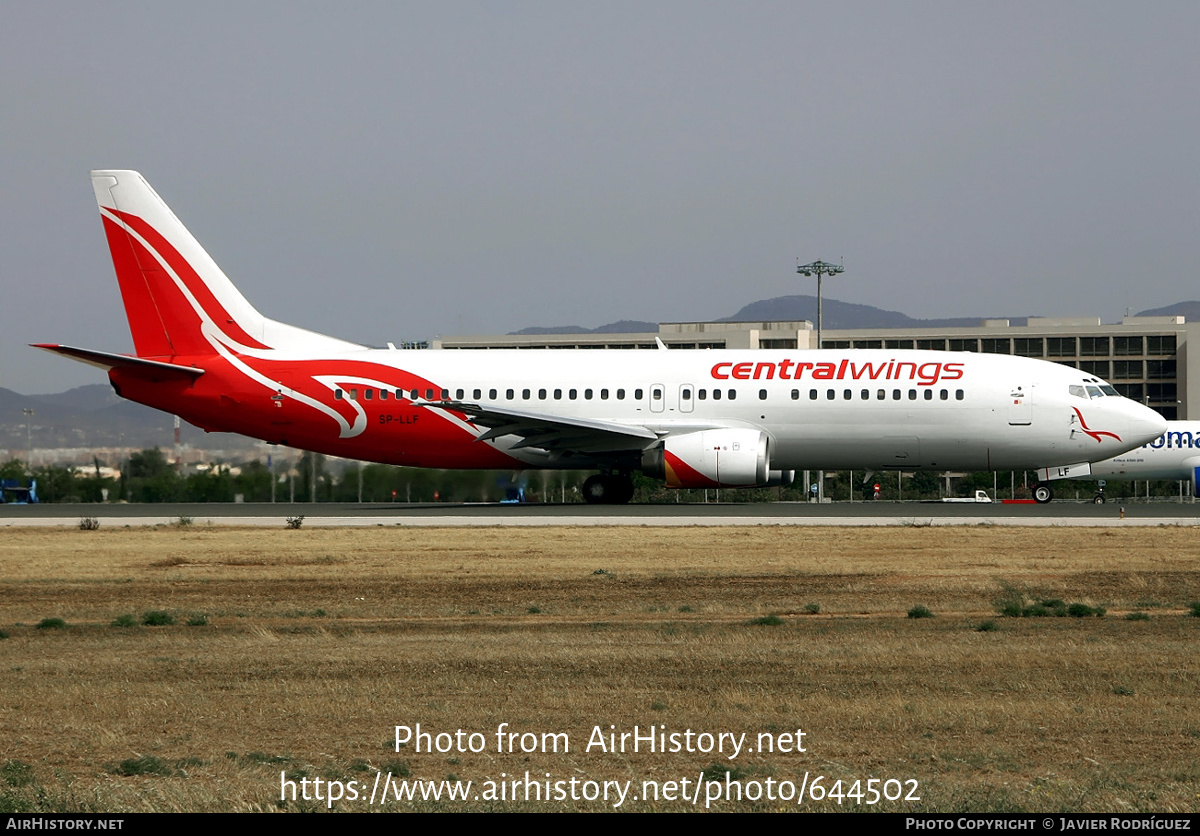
[489,389,497,399]
[617,389,625,399]
[380,390,389,400]
[861,389,869,400]
[827,389,835,400]
[539,388,547,399]
[728,389,736,400]
[809,389,818,400]
[601,389,609,399]
[713,389,722,401]
[506,389,514,399]
[554,389,562,399]
[956,389,964,400]
[940,389,948,400]
[335,389,343,400]
[569,389,578,400]
[877,389,885,400]
[410,389,419,400]
[699,389,708,400]
[924,390,933,401]
[790,389,799,400]
[761,389,769,400]
[635,388,644,399]
[455,389,464,399]
[892,389,900,400]
[522,389,530,399]
[653,388,663,400]
[365,389,373,400]
[440,389,449,399]
[426,389,434,400]
[473,389,481,400]
[585,389,593,399]
[683,389,692,400]
[350,389,358,400]
[908,389,916,400]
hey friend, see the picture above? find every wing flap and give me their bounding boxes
[420,401,658,454]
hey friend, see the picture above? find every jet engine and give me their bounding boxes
[641,428,784,488]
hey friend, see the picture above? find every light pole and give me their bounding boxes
[22,408,34,472]
[796,260,844,503]
[796,259,844,348]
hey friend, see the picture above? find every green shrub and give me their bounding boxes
[111,614,137,628]
[748,614,784,626]
[35,618,67,630]
[907,605,934,619]
[976,620,998,632]
[1,760,35,788]
[114,756,172,777]
[804,602,821,614]
[142,611,175,626]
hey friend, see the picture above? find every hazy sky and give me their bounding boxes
[3,2,1197,393]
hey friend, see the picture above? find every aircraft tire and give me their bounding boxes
[582,474,635,504]
[1093,494,1106,504]
[582,475,608,504]
[1033,483,1053,504]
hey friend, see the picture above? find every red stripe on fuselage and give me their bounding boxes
[111,352,520,469]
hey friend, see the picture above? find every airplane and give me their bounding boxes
[1035,421,1200,503]
[35,170,1167,504]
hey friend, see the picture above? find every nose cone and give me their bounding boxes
[1118,399,1168,449]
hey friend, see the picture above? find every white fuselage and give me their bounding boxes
[286,345,1165,473]
[1082,421,1200,483]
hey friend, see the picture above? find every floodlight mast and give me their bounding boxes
[796,259,844,506]
[796,259,844,347]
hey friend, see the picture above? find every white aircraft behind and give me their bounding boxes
[1037,421,1200,503]
[36,171,1167,503]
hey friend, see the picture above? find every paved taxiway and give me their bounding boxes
[2,500,1199,527]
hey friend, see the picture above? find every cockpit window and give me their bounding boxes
[1072,382,1120,399]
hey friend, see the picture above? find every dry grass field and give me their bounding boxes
[1,524,1198,812]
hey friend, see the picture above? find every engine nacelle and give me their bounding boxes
[641,428,772,488]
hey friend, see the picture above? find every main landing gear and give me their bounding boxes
[582,473,635,505]
[1033,483,1054,504]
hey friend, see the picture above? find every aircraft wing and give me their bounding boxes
[422,401,661,454]
[32,344,205,380]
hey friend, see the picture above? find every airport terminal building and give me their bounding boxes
[434,315,1196,420]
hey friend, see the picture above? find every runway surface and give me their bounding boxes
[2,500,1198,527]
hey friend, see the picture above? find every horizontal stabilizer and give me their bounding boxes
[31,344,205,379]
